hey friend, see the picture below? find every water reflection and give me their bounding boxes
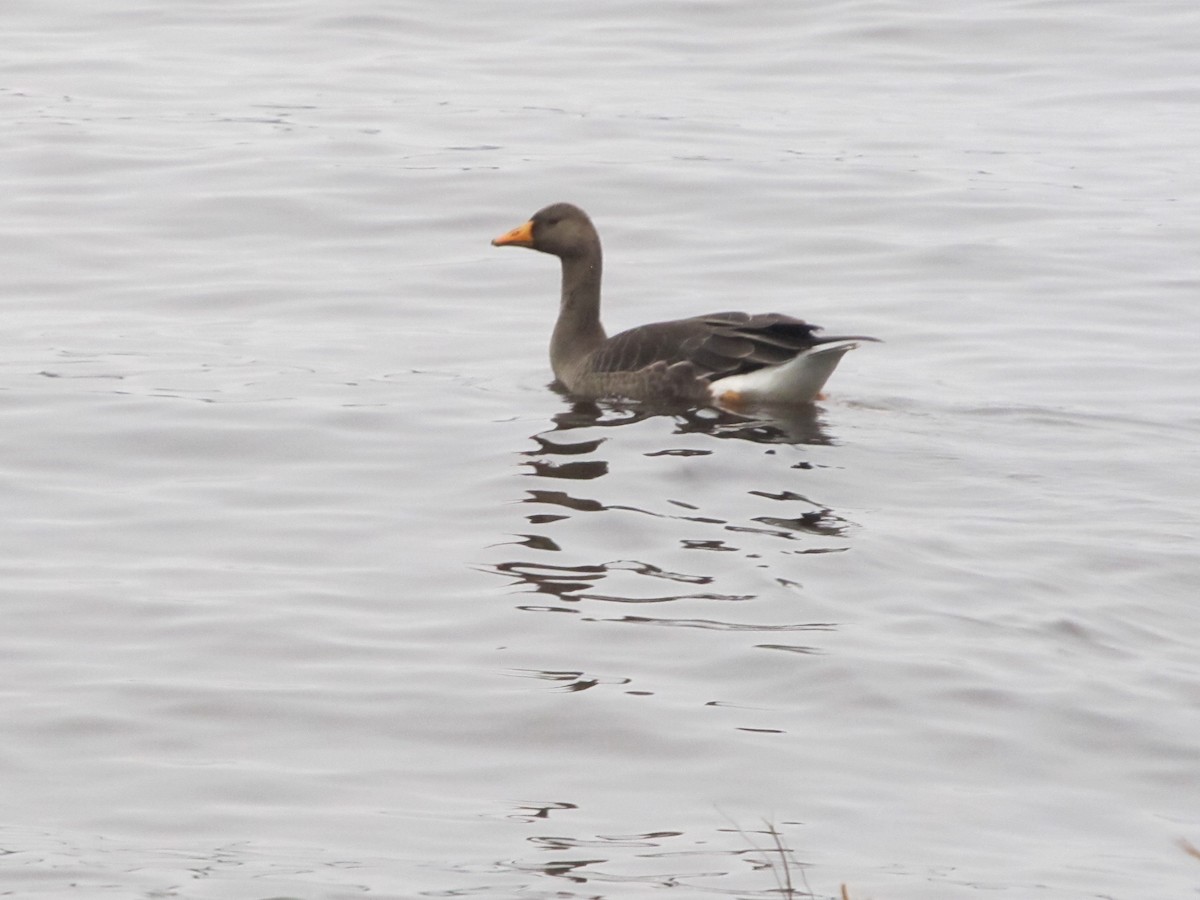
[506,668,632,692]
[504,801,579,822]
[523,458,609,480]
[488,398,859,633]
[493,558,752,608]
[476,813,812,899]
[547,398,836,446]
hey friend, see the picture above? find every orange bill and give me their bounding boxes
[491,220,534,247]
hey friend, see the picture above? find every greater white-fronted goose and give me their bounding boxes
[492,203,877,408]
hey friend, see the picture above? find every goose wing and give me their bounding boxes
[587,311,848,382]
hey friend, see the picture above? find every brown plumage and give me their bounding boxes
[491,202,877,407]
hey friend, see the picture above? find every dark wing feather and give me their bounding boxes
[589,311,836,382]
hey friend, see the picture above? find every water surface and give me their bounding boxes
[2,1,1199,898]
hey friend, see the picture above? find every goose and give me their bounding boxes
[491,203,876,408]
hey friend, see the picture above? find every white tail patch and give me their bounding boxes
[708,342,858,406]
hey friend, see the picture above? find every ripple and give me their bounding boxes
[583,616,838,633]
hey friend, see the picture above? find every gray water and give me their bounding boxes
[3,2,1199,898]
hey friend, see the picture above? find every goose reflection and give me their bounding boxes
[548,392,838,446]
[488,396,857,631]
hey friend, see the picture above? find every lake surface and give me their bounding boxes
[2,1,1199,898]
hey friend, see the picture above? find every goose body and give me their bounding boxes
[492,203,876,408]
